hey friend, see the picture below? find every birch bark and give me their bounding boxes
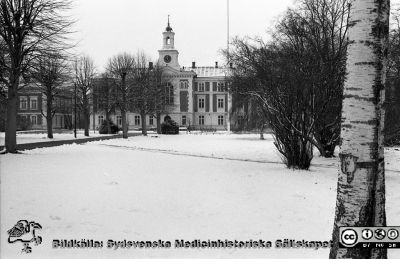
[330,0,389,258]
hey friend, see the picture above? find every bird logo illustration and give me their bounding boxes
[7,220,42,253]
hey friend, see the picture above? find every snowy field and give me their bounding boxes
[1,133,399,259]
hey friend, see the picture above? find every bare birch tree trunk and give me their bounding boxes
[330,0,389,258]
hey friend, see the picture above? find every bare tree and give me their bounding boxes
[107,52,135,139]
[0,0,73,153]
[228,35,317,169]
[275,0,350,158]
[74,55,95,137]
[129,52,151,136]
[31,53,70,138]
[150,63,170,134]
[330,0,389,258]
[93,73,117,134]
[227,0,349,167]
[130,52,169,136]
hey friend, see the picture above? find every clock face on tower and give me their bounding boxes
[164,55,172,63]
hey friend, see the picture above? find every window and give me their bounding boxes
[199,115,204,125]
[182,115,187,125]
[218,98,224,109]
[98,115,104,125]
[198,98,205,109]
[165,82,174,105]
[31,115,37,125]
[166,36,171,45]
[180,81,188,89]
[135,115,141,125]
[30,96,38,110]
[217,82,225,92]
[20,96,27,110]
[117,116,122,126]
[218,115,224,126]
[149,115,154,125]
[198,82,205,92]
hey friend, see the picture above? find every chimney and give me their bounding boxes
[192,61,196,68]
[215,62,218,68]
[149,62,153,70]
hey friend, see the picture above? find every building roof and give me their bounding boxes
[183,66,230,78]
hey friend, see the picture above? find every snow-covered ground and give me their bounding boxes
[1,134,399,259]
[0,131,106,146]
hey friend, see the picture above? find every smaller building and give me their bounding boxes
[16,86,73,131]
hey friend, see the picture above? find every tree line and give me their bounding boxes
[0,0,171,153]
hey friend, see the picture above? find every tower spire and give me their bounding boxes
[166,15,172,32]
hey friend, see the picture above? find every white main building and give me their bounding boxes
[92,20,232,131]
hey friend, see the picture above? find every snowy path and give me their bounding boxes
[1,134,399,259]
[96,142,285,165]
[90,134,400,173]
[0,131,106,146]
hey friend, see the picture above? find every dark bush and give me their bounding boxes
[99,119,120,134]
[161,117,179,135]
[17,116,31,131]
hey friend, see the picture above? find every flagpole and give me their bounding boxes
[227,0,230,64]
[226,0,231,133]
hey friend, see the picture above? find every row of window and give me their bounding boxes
[198,97,224,109]
[99,115,225,126]
[198,115,224,126]
[19,115,39,125]
[178,81,227,92]
[98,115,155,126]
[19,96,38,110]
[196,82,226,92]
[168,82,227,107]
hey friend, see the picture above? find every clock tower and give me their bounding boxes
[158,16,180,69]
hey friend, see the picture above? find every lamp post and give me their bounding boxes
[74,82,77,138]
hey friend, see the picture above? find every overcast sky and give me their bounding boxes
[71,0,400,73]
[70,0,297,72]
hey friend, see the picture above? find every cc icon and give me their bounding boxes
[341,229,358,246]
